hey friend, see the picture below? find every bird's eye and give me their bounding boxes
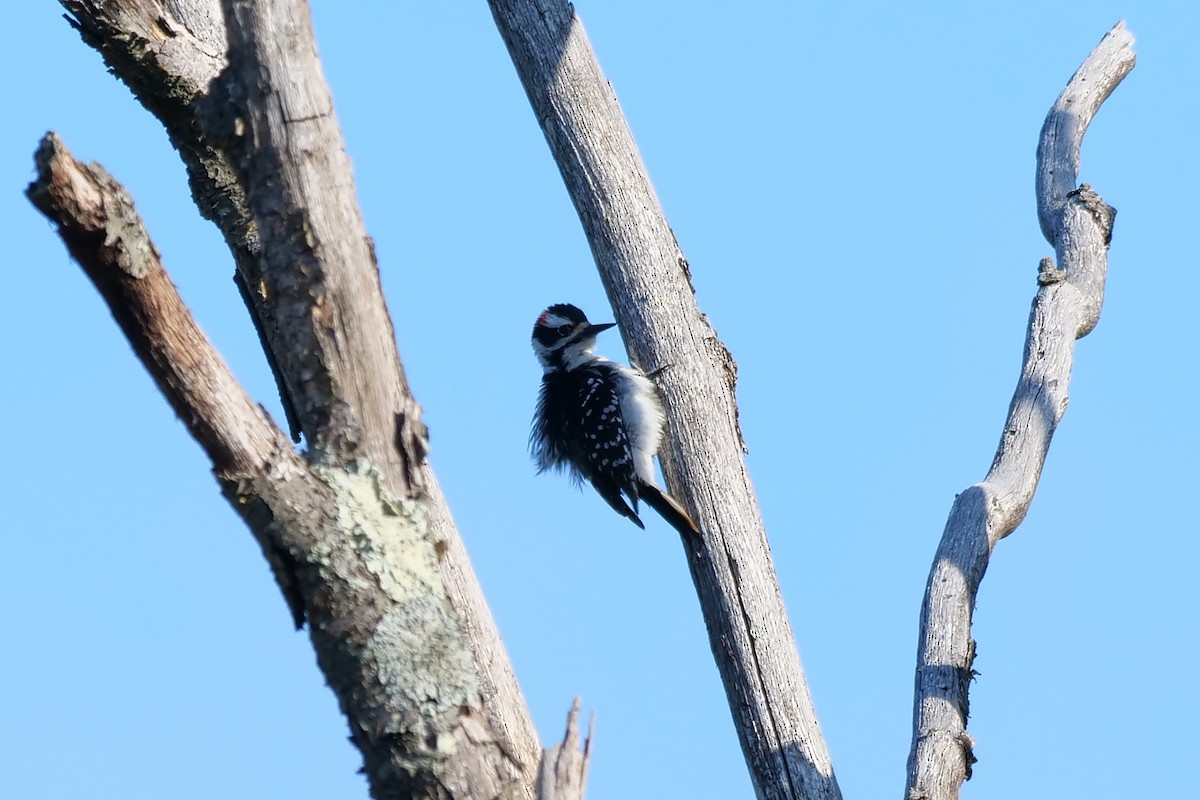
[557,324,573,336]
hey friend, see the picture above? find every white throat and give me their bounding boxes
[561,340,604,371]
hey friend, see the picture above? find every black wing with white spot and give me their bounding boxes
[572,365,639,497]
[531,363,644,526]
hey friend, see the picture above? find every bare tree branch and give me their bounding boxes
[905,22,1135,800]
[25,131,277,479]
[59,0,543,782]
[205,0,422,490]
[488,3,838,799]
[27,129,309,623]
[27,130,535,800]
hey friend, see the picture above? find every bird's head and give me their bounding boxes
[531,303,616,371]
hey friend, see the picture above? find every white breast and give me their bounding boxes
[611,363,664,485]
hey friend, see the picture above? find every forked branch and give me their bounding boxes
[27,130,541,800]
[58,0,543,788]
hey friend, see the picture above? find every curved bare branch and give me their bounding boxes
[906,22,1134,800]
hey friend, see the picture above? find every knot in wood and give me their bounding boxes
[1037,257,1067,286]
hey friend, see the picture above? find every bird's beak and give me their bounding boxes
[584,322,617,337]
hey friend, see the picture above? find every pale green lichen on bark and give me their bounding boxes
[318,462,442,600]
[317,462,479,717]
[102,187,156,278]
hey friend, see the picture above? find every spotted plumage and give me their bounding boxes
[530,303,698,535]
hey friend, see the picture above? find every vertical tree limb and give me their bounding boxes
[488,3,839,799]
[206,0,424,488]
[905,22,1134,800]
[58,0,542,782]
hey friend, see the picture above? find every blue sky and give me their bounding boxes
[3,2,1197,799]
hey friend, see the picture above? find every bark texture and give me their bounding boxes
[28,129,529,799]
[536,700,593,800]
[58,0,542,789]
[904,22,1135,800]
[488,3,838,800]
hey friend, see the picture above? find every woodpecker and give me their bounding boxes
[530,303,699,536]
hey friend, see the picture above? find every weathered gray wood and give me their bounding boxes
[905,23,1134,800]
[487,3,839,799]
[28,131,531,800]
[59,0,543,789]
[536,699,593,800]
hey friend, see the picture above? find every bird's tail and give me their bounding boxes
[639,483,700,537]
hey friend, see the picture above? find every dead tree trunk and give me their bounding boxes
[53,4,541,777]
[905,22,1135,800]
[488,3,840,800]
[36,0,597,798]
[30,2,1137,799]
[27,132,526,799]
